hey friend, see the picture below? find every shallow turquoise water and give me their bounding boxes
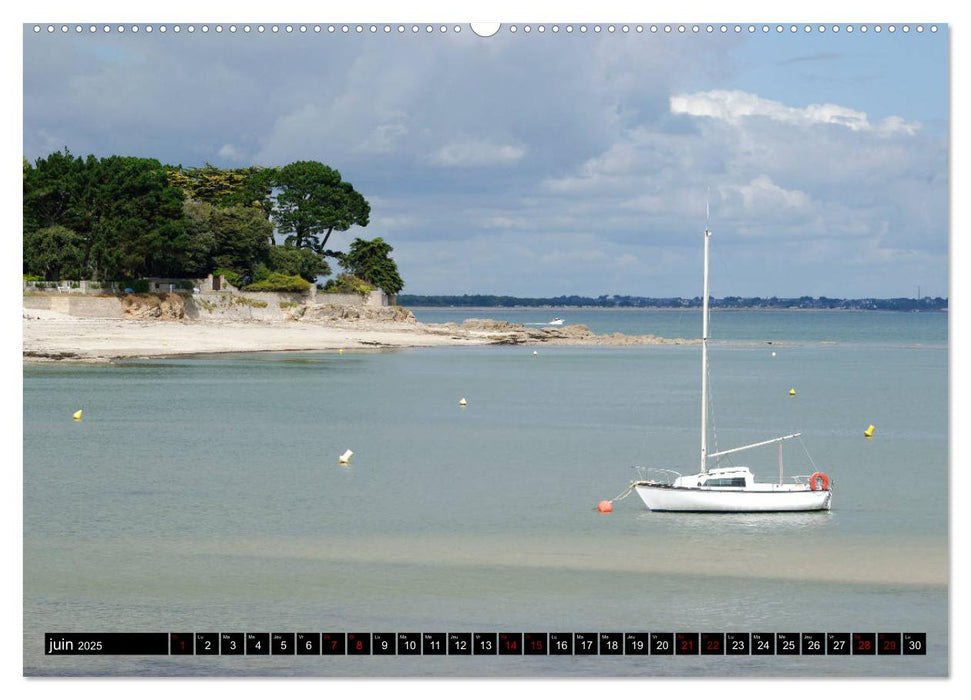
[23,310,948,676]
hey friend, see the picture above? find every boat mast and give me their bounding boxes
[700,215,711,473]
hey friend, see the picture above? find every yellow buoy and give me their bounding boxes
[338,349,344,355]
[72,410,83,421]
[864,425,875,438]
[459,398,467,406]
[789,388,796,396]
[339,449,353,464]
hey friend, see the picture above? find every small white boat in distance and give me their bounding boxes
[548,317,564,326]
[632,221,832,513]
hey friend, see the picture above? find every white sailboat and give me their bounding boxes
[632,222,832,513]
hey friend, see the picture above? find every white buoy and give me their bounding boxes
[459,398,467,406]
[533,350,539,355]
[771,351,776,357]
[339,449,353,464]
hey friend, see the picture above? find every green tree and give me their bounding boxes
[167,164,278,223]
[23,152,194,280]
[178,201,219,277]
[177,201,272,283]
[229,166,278,221]
[23,149,93,236]
[23,151,378,286]
[243,273,312,293]
[340,237,404,295]
[85,156,186,280]
[207,205,273,282]
[274,161,370,255]
[266,245,331,283]
[23,225,84,280]
[323,273,374,295]
[167,164,244,203]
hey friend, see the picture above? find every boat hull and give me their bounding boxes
[634,484,832,512]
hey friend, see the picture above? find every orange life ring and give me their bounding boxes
[809,472,830,491]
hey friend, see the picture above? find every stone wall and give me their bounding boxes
[24,287,389,321]
[23,291,308,321]
[319,290,389,307]
[23,294,125,318]
[183,292,307,321]
[24,279,392,307]
[317,293,364,306]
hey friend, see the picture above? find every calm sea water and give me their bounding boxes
[23,310,948,676]
[412,307,949,347]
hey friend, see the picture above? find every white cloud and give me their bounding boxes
[732,176,812,217]
[216,144,246,162]
[356,122,409,154]
[671,90,920,136]
[429,139,525,168]
[521,84,944,295]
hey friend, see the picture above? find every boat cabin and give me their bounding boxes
[674,467,753,489]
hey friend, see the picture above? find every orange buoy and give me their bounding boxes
[597,500,613,513]
[809,472,830,491]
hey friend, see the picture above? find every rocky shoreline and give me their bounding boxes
[438,318,696,346]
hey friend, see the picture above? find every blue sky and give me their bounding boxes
[721,29,948,127]
[20,19,949,298]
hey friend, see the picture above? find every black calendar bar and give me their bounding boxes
[45,633,169,655]
[44,632,928,655]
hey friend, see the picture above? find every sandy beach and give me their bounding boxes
[22,309,488,362]
[22,307,695,362]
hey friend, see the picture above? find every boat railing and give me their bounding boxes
[633,466,682,485]
[791,474,834,490]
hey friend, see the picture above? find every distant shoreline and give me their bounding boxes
[399,294,947,312]
[408,305,948,313]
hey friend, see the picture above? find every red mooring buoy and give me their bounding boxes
[597,500,613,513]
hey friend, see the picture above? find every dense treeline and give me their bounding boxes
[398,294,948,311]
[22,150,403,294]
